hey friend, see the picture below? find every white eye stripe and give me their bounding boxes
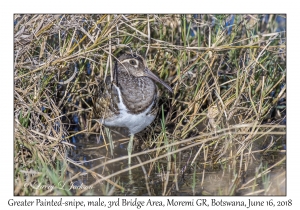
[121,59,139,68]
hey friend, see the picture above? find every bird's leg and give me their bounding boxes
[127,134,134,166]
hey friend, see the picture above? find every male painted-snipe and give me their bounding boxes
[93,52,173,164]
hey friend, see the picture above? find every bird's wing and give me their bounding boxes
[93,76,120,120]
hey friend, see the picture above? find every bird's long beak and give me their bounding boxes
[144,68,173,93]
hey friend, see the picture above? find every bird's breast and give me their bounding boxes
[118,76,157,114]
[103,83,157,134]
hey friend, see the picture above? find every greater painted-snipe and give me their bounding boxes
[93,52,173,164]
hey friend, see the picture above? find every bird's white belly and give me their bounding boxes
[104,106,155,135]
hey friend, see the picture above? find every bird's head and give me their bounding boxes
[116,53,173,93]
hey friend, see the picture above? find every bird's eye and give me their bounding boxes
[129,60,137,65]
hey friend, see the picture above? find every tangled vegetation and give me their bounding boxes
[14,14,286,195]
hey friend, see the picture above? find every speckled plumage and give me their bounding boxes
[93,53,172,135]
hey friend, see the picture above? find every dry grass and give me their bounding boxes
[14,14,286,195]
